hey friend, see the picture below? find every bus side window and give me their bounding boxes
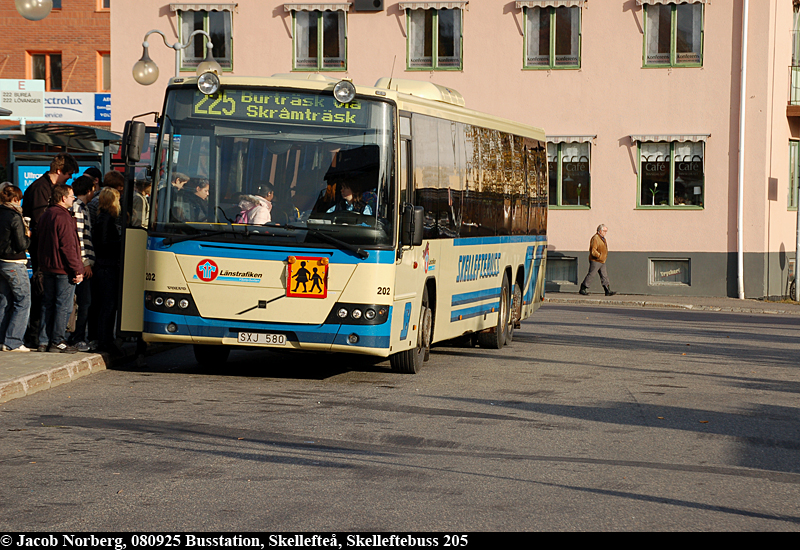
[400,139,409,206]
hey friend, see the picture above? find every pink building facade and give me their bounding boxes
[111,0,800,298]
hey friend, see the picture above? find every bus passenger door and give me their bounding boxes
[118,121,157,335]
[394,128,424,344]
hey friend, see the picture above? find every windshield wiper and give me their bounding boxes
[160,223,369,259]
[284,224,369,260]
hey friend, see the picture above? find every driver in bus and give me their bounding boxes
[326,179,375,216]
[316,145,380,216]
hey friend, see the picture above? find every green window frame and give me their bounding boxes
[523,5,582,70]
[291,9,347,71]
[405,7,463,71]
[178,9,233,72]
[637,140,705,209]
[790,141,799,210]
[547,141,591,209]
[643,1,704,68]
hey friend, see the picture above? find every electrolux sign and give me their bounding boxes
[43,92,111,122]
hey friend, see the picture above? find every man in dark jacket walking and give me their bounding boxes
[36,184,84,353]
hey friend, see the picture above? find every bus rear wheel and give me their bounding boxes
[193,344,230,367]
[390,288,431,374]
[478,275,511,349]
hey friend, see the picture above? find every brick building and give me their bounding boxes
[0,0,112,182]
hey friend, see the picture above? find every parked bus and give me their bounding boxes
[118,72,548,373]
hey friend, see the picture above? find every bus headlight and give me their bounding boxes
[197,71,220,95]
[165,298,175,308]
[333,80,356,104]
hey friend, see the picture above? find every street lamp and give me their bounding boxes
[132,29,223,86]
[15,0,52,21]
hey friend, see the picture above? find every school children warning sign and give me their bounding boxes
[286,257,328,299]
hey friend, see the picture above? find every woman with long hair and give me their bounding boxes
[0,184,32,351]
[89,188,122,354]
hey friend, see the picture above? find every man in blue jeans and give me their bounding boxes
[36,184,85,353]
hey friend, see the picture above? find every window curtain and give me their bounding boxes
[437,8,461,67]
[645,4,670,65]
[675,3,702,64]
[526,7,550,66]
[409,9,433,67]
[554,6,579,66]
[321,10,346,68]
[181,11,204,67]
[295,11,316,68]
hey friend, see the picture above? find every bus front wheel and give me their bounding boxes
[390,288,431,374]
[193,344,230,367]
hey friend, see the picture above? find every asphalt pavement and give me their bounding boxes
[2,292,798,404]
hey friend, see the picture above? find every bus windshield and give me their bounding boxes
[150,87,395,249]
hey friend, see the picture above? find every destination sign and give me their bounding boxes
[192,90,369,128]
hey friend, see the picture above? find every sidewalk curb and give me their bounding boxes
[0,353,108,404]
[543,297,800,315]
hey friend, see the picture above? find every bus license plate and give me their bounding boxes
[238,332,287,346]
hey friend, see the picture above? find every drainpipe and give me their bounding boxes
[737,0,750,299]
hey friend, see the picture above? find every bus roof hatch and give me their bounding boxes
[374,78,465,107]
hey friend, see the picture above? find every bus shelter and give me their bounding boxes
[1,123,121,192]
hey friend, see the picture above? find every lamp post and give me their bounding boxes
[15,0,52,21]
[132,29,223,86]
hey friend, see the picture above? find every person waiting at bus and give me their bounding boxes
[89,188,122,355]
[236,183,273,225]
[131,179,152,228]
[177,178,210,223]
[155,172,189,223]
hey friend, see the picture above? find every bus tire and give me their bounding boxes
[478,275,511,349]
[506,281,522,344]
[193,344,230,367]
[390,288,432,374]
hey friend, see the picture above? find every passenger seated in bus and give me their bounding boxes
[176,178,210,222]
[236,183,273,224]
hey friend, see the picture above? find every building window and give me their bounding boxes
[644,1,703,67]
[405,6,463,70]
[53,0,62,9]
[649,258,691,286]
[30,53,62,91]
[791,143,798,209]
[546,257,578,285]
[179,9,233,71]
[292,9,347,70]
[524,4,581,69]
[547,140,591,208]
[637,139,705,208]
[99,52,110,91]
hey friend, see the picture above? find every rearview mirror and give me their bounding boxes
[121,120,146,164]
[401,204,424,247]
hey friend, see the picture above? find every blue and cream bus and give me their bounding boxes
[119,72,547,373]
